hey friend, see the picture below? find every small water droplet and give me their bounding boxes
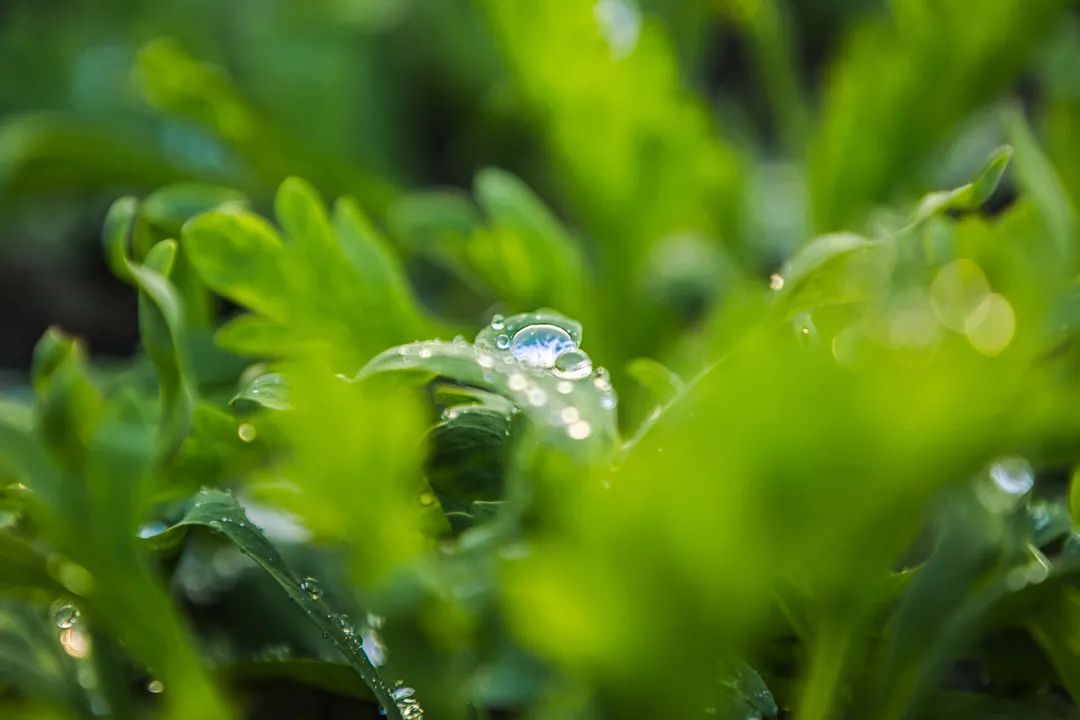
[509,324,576,368]
[54,604,80,629]
[490,313,506,331]
[553,348,593,379]
[508,374,527,391]
[600,394,617,410]
[238,423,256,442]
[299,577,323,601]
[208,520,224,533]
[137,521,168,539]
[476,352,495,369]
[495,334,511,349]
[567,420,592,440]
[147,679,164,694]
[526,388,548,407]
[769,273,785,290]
[593,367,612,392]
[418,345,433,359]
[419,492,436,507]
[560,407,580,424]
[557,380,574,394]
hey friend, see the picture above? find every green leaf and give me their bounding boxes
[471,168,586,309]
[1005,106,1078,268]
[332,196,428,336]
[231,373,290,413]
[625,358,684,409]
[911,145,1013,223]
[182,209,291,322]
[215,314,293,357]
[1026,585,1080,702]
[715,658,778,719]
[141,183,248,235]
[149,488,408,719]
[103,198,195,461]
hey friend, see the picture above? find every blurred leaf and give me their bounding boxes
[151,488,405,718]
[231,372,289,413]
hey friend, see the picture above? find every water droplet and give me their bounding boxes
[600,394,617,410]
[556,380,574,395]
[990,457,1034,496]
[60,628,90,658]
[495,334,511,349]
[768,273,785,290]
[299,577,323,601]
[526,388,548,407]
[509,324,576,368]
[476,352,496,369]
[593,367,612,392]
[490,314,506,331]
[208,520,224,533]
[238,423,256,443]
[334,613,356,637]
[147,679,164,694]
[137,521,168,539]
[54,604,80,629]
[508,374,528,391]
[419,492,436,507]
[594,0,641,59]
[560,407,580,424]
[567,420,592,440]
[418,346,433,359]
[976,456,1035,513]
[553,348,593,380]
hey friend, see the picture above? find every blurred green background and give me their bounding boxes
[4,1,1080,719]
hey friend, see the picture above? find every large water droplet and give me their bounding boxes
[976,456,1034,513]
[299,577,323,600]
[553,348,593,379]
[990,457,1034,495]
[509,324,576,368]
[54,604,80,629]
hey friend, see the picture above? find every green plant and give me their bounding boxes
[3,1,1080,719]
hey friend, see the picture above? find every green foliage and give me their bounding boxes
[3,1,1080,719]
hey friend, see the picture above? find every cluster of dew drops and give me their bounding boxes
[478,313,616,441]
[297,576,423,719]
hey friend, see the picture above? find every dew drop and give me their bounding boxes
[54,604,80,629]
[600,394,618,410]
[509,324,576,368]
[495,334,511,349]
[418,345,433,359]
[553,348,593,380]
[419,492,436,507]
[508,373,528,391]
[147,680,164,694]
[976,456,1035,513]
[238,423,256,443]
[990,457,1034,496]
[593,367,612,392]
[208,520,224,533]
[60,627,90,658]
[560,407,580,424]
[567,420,592,440]
[769,273,785,290]
[299,577,323,601]
[526,388,548,407]
[137,521,168,539]
[490,314,506,331]
[557,380,574,395]
[476,352,496,369]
